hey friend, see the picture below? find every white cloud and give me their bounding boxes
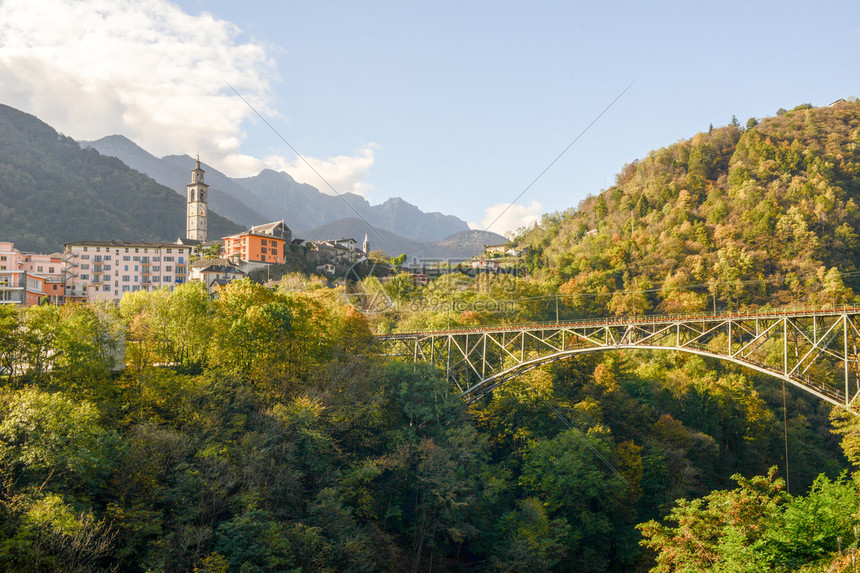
[475,200,542,237]
[0,0,376,195]
[260,144,378,197]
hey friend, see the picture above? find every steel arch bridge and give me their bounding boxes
[376,307,860,413]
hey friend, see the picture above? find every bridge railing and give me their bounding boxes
[378,303,860,338]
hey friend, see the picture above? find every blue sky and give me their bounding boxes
[1,0,858,234]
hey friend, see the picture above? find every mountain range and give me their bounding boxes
[0,105,242,253]
[303,218,506,261]
[83,135,474,243]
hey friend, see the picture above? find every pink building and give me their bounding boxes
[64,241,193,303]
[0,242,64,306]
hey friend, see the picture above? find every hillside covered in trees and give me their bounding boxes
[2,102,860,572]
[513,101,860,316]
[0,104,242,253]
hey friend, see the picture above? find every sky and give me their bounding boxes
[0,0,858,236]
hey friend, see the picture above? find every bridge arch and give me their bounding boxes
[377,308,860,414]
[459,344,842,408]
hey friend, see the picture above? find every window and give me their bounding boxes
[36,266,43,272]
[124,265,128,271]
[0,256,5,261]
[104,265,111,270]
[103,285,110,292]
[165,266,172,272]
[81,264,90,270]
[153,266,160,272]
[125,248,129,253]
[82,255,90,260]
[134,265,139,272]
[83,247,88,251]
[261,238,267,246]
[81,274,89,280]
[123,256,130,261]
[122,285,129,292]
[104,255,111,261]
[178,257,185,263]
[152,276,159,282]
[133,256,140,261]
[48,267,54,273]
[164,257,173,262]
[122,276,130,282]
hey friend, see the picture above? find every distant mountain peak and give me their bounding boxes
[85,136,472,243]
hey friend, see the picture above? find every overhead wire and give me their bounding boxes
[223,81,393,251]
[484,79,636,234]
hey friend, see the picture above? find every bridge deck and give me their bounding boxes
[377,305,860,339]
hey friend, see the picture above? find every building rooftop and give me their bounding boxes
[65,240,194,249]
[196,264,246,275]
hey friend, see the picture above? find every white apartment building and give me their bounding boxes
[64,241,193,303]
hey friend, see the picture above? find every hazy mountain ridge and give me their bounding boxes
[82,137,269,227]
[0,105,242,253]
[85,136,471,242]
[303,217,505,259]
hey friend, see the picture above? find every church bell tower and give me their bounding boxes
[186,156,208,242]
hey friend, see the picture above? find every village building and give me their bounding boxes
[223,220,292,266]
[0,242,64,306]
[189,259,246,292]
[24,274,65,306]
[470,259,501,271]
[0,269,24,306]
[307,237,368,266]
[63,241,193,303]
[483,244,508,256]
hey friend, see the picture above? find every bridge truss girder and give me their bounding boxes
[377,310,860,413]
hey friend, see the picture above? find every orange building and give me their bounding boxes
[223,221,291,264]
[25,274,65,306]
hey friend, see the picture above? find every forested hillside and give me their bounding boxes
[0,105,242,253]
[514,101,860,315]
